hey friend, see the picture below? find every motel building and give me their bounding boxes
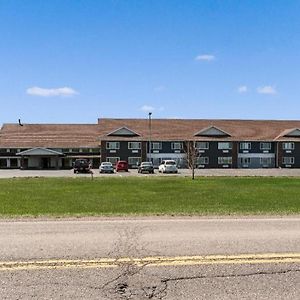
[1,118,300,169]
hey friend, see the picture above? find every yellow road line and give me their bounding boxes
[0,253,299,271]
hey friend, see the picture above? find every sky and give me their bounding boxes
[0,0,300,124]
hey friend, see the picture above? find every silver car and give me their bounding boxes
[99,162,114,173]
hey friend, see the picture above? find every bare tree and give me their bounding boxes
[184,141,200,180]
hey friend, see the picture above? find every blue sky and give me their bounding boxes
[0,0,300,124]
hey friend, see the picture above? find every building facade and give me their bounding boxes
[1,119,300,169]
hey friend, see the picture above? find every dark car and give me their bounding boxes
[73,159,91,173]
[138,162,154,174]
[116,160,129,172]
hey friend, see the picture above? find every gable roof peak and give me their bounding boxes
[107,126,140,137]
[194,125,231,137]
[283,128,300,137]
[16,147,64,156]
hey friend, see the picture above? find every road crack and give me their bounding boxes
[161,267,300,283]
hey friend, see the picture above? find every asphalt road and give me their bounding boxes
[2,168,300,178]
[0,217,299,299]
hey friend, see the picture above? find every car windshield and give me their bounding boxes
[75,160,89,166]
[166,161,176,165]
[102,162,112,166]
[142,162,152,166]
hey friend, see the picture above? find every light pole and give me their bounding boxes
[148,112,152,162]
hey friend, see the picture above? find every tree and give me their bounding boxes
[184,141,200,180]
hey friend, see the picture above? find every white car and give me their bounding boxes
[158,160,178,173]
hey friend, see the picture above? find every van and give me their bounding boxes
[73,159,91,173]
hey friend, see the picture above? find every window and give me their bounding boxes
[106,157,119,165]
[283,157,294,164]
[260,157,272,165]
[218,157,232,164]
[197,157,209,165]
[171,142,183,150]
[106,142,120,150]
[151,142,162,150]
[6,149,10,153]
[240,142,251,150]
[195,142,209,150]
[69,149,73,153]
[128,142,141,150]
[282,142,294,150]
[0,159,7,167]
[10,158,18,168]
[89,148,93,153]
[240,157,251,164]
[128,157,141,166]
[218,142,232,150]
[79,149,83,153]
[260,142,271,150]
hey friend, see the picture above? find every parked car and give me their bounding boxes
[73,159,91,173]
[138,162,154,174]
[99,162,114,173]
[158,160,178,173]
[116,160,129,172]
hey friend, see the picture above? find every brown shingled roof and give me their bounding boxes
[97,118,300,142]
[0,123,101,148]
[1,119,300,148]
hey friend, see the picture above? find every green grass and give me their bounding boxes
[0,177,299,217]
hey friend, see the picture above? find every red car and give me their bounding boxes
[116,160,129,172]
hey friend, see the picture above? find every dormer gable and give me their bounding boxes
[283,128,300,137]
[107,126,140,137]
[194,126,231,137]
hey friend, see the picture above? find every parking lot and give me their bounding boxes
[1,168,300,178]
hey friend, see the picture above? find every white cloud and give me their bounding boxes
[26,86,78,97]
[238,85,248,93]
[195,54,215,61]
[140,105,165,113]
[257,85,277,95]
[140,105,155,113]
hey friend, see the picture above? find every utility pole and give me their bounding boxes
[148,112,152,162]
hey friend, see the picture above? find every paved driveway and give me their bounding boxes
[1,168,300,178]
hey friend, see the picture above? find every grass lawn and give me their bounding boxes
[0,177,299,217]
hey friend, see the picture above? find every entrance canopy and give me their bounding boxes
[16,147,64,156]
